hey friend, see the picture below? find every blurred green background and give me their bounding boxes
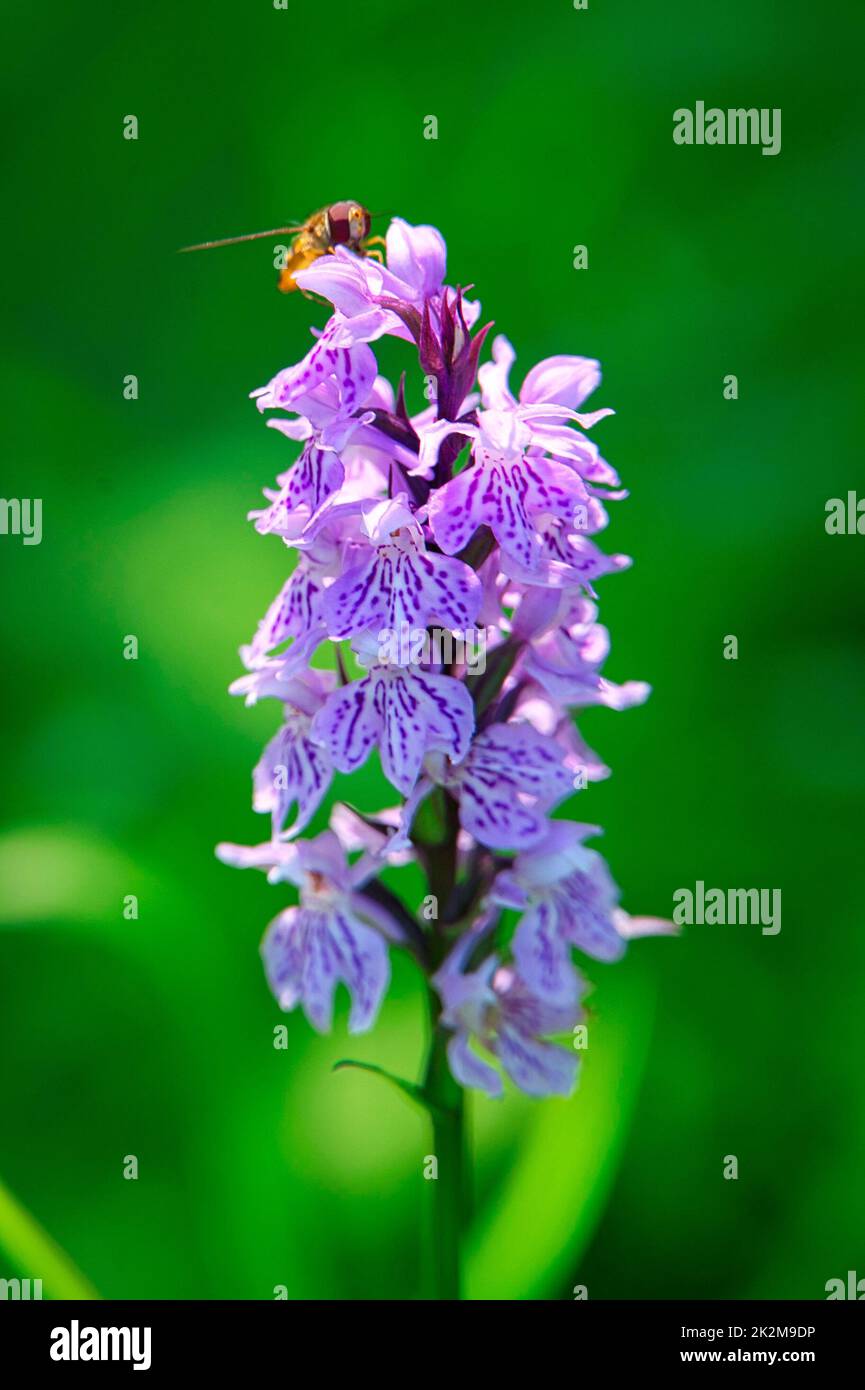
[1,0,863,1300]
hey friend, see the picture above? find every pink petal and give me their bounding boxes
[519,355,601,410]
[447,1031,503,1097]
[495,1025,578,1098]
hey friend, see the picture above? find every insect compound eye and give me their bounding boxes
[326,202,352,245]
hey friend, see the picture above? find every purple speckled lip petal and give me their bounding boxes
[312,665,474,797]
[451,723,573,850]
[554,863,629,962]
[253,723,333,839]
[381,669,474,794]
[254,321,378,418]
[254,828,401,1032]
[447,1031,503,1098]
[310,674,382,777]
[428,450,587,573]
[503,833,631,1005]
[495,1023,578,1098]
[327,907,391,1034]
[253,444,346,525]
[324,542,482,640]
[261,907,306,1013]
[433,939,582,1099]
[428,458,536,569]
[246,562,329,661]
[458,780,549,850]
[511,898,580,1005]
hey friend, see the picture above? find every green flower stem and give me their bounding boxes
[414,784,468,1299]
[422,992,467,1300]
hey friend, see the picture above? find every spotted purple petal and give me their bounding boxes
[252,319,377,417]
[253,722,333,838]
[262,902,390,1034]
[447,1030,503,1098]
[324,542,481,640]
[312,666,474,795]
[451,723,573,850]
[510,898,581,1005]
[246,558,329,660]
[494,1023,578,1098]
[380,669,474,794]
[428,451,586,572]
[252,445,346,527]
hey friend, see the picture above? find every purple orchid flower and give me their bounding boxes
[433,924,582,1099]
[241,533,339,668]
[210,208,672,1303]
[216,827,403,1033]
[419,402,612,573]
[311,636,474,796]
[391,717,577,854]
[479,335,621,491]
[492,822,673,1006]
[323,495,482,640]
[249,671,335,838]
[521,594,651,711]
[250,373,397,524]
[447,721,575,849]
[251,316,378,417]
[501,522,632,592]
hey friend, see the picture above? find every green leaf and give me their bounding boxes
[0,1175,100,1300]
[332,1059,446,1117]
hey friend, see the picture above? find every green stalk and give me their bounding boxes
[414,786,469,1299]
[422,997,466,1300]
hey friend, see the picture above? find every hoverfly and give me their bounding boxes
[179,200,386,293]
